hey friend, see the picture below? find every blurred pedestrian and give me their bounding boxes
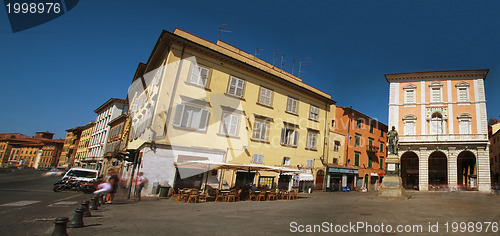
[93,178,112,201]
[134,172,148,201]
[106,168,120,204]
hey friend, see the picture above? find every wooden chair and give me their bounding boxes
[170,188,180,201]
[279,190,288,200]
[187,189,199,203]
[215,190,225,202]
[288,190,298,200]
[249,190,258,201]
[257,191,266,201]
[227,189,237,202]
[236,189,242,201]
[267,189,278,201]
[180,188,190,202]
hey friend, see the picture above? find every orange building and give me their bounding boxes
[489,119,500,185]
[330,106,388,191]
[387,69,490,192]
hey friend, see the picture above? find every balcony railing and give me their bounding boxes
[367,145,380,153]
[400,134,488,142]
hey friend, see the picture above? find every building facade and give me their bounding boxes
[102,113,129,172]
[74,122,95,168]
[329,106,388,191]
[489,119,500,185]
[126,29,334,196]
[85,99,128,172]
[387,69,491,192]
[58,126,86,169]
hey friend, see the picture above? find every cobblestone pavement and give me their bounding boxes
[67,190,500,236]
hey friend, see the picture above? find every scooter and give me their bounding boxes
[53,177,95,193]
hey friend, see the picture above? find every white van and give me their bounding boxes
[62,168,99,183]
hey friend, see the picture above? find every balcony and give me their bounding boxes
[400,134,488,142]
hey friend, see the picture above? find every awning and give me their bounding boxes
[299,173,314,181]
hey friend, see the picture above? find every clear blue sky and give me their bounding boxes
[1,0,499,139]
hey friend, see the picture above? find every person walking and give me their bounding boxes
[106,168,120,204]
[134,172,148,201]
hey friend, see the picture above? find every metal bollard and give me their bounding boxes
[81,201,92,217]
[67,208,84,228]
[89,195,99,210]
[51,217,69,236]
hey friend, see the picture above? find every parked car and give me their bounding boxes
[44,168,66,176]
[61,168,99,183]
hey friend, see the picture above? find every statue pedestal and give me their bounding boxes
[378,154,409,200]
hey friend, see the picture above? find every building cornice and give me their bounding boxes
[385,69,489,83]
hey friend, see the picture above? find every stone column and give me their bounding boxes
[477,146,492,192]
[418,148,429,191]
[447,147,458,189]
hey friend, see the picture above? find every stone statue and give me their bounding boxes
[387,126,399,155]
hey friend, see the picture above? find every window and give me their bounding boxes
[429,112,444,135]
[258,87,273,107]
[306,159,314,167]
[253,154,263,163]
[283,157,290,166]
[356,119,362,129]
[280,126,299,147]
[309,105,319,121]
[286,97,298,114]
[429,81,443,103]
[252,119,270,141]
[368,138,373,147]
[403,84,417,104]
[456,81,470,102]
[227,76,245,98]
[368,157,372,168]
[458,113,472,135]
[259,177,274,187]
[354,133,361,147]
[189,64,210,87]
[211,169,218,176]
[219,113,240,136]
[172,104,210,131]
[403,114,417,135]
[380,157,384,169]
[334,141,341,152]
[369,123,374,133]
[380,130,384,137]
[379,142,384,153]
[307,131,318,150]
[354,152,360,166]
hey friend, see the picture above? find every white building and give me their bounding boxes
[85,98,128,172]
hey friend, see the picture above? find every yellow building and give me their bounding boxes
[126,29,335,195]
[74,122,95,168]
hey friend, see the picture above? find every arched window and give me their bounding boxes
[457,113,472,134]
[430,112,444,135]
[402,114,417,135]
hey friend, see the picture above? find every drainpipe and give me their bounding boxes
[322,103,330,191]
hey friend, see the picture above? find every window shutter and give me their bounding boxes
[293,130,299,146]
[228,77,237,95]
[200,67,209,86]
[253,121,261,139]
[199,109,209,131]
[172,104,184,127]
[230,115,239,136]
[280,128,286,145]
[236,79,244,97]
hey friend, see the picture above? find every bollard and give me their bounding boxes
[89,195,99,210]
[51,217,69,236]
[67,208,84,228]
[81,201,92,217]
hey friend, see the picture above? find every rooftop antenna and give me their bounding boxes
[291,59,296,75]
[273,51,285,68]
[298,58,312,78]
[217,24,231,42]
[280,53,285,69]
[254,48,263,57]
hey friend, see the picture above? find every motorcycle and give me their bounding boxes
[53,177,95,193]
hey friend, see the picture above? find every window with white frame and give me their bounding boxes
[286,97,298,114]
[402,114,417,135]
[171,104,210,131]
[333,141,340,152]
[258,87,273,107]
[429,82,443,103]
[429,112,444,135]
[283,157,290,166]
[306,159,313,167]
[280,126,299,147]
[458,113,472,134]
[189,64,210,87]
[227,76,245,98]
[456,81,470,102]
[219,113,240,136]
[252,119,270,141]
[307,131,318,150]
[309,105,319,121]
[252,154,263,164]
[403,84,417,104]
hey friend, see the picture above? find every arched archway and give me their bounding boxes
[401,151,419,189]
[428,151,447,190]
[457,151,476,190]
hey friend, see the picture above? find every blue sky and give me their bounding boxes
[1,0,499,139]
